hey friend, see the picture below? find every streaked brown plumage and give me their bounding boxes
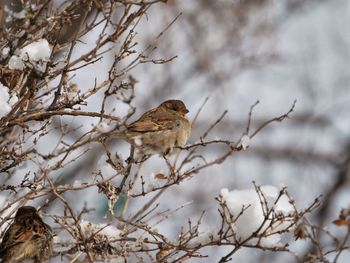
[0,206,53,263]
[117,100,191,155]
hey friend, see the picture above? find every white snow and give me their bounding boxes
[80,220,121,240]
[8,39,51,73]
[96,121,114,133]
[98,224,121,238]
[19,39,51,61]
[8,56,23,70]
[53,236,61,243]
[238,134,250,150]
[133,136,143,146]
[0,83,18,118]
[220,185,295,247]
[1,47,10,59]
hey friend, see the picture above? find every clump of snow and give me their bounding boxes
[96,121,114,133]
[99,225,121,238]
[80,220,121,240]
[0,83,18,119]
[238,134,250,150]
[8,39,51,73]
[220,185,295,247]
[1,47,10,59]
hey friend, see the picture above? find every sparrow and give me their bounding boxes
[0,206,53,263]
[114,100,191,155]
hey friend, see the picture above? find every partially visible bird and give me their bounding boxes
[111,99,191,155]
[0,206,53,263]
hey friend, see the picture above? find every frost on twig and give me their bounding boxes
[237,134,250,150]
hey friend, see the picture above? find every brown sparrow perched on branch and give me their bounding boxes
[0,206,53,263]
[115,100,191,155]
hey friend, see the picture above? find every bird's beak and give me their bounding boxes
[185,109,189,114]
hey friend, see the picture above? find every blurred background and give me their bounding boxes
[120,1,350,261]
[1,0,350,262]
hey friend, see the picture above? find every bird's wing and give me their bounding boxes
[127,111,178,133]
[0,224,28,252]
[0,217,48,251]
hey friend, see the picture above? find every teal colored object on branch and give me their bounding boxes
[98,194,128,217]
